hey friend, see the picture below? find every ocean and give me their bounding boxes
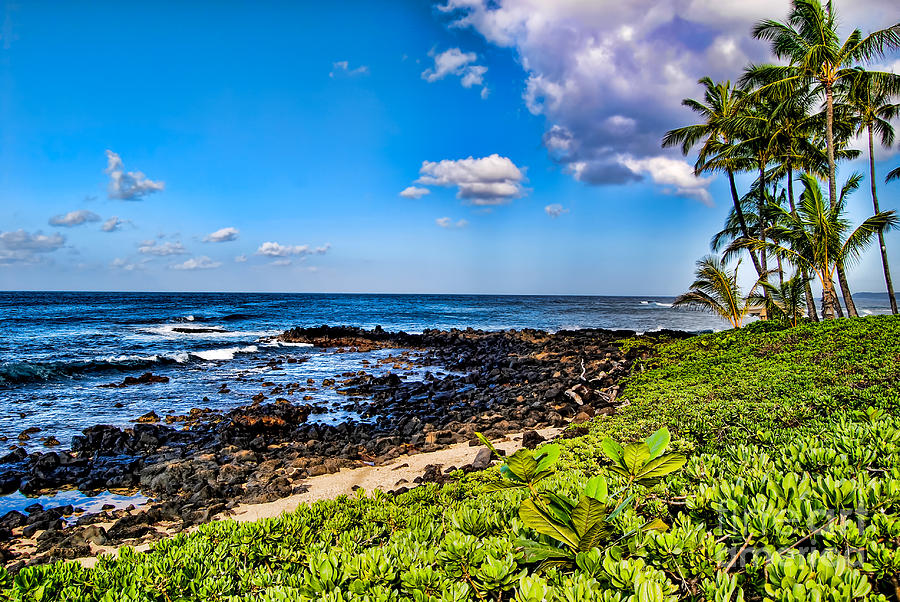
[0,291,895,452]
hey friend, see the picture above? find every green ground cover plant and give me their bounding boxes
[4,315,900,601]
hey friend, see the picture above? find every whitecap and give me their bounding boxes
[192,345,259,361]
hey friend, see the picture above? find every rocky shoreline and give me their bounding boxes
[0,325,690,570]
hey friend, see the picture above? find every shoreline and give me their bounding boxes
[0,324,690,570]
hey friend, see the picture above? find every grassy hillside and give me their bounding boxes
[4,316,900,602]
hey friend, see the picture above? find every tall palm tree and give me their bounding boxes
[662,78,764,277]
[736,173,898,319]
[845,70,900,314]
[888,166,900,182]
[743,0,900,256]
[673,256,760,329]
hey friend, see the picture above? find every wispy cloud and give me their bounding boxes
[234,254,248,263]
[49,210,101,227]
[110,257,144,271]
[105,150,165,200]
[330,60,369,77]
[544,204,569,218]
[256,242,331,257]
[203,227,240,243]
[414,154,526,205]
[101,216,129,232]
[138,239,187,256]
[436,217,469,229]
[170,256,222,270]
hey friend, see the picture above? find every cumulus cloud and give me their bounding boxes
[436,217,469,229]
[0,230,66,264]
[619,155,714,205]
[203,227,240,243]
[138,240,187,256]
[170,256,222,270]
[105,150,165,200]
[256,242,331,257]
[330,60,369,77]
[435,0,895,198]
[544,204,569,218]
[422,48,489,97]
[415,154,526,205]
[48,210,101,227]
[101,216,128,232]
[399,186,431,199]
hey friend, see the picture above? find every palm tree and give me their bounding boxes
[845,70,900,314]
[736,173,898,319]
[673,256,760,329]
[662,78,764,277]
[752,272,810,327]
[743,0,900,258]
[888,166,900,182]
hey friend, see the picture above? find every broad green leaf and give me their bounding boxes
[570,495,609,539]
[515,539,571,563]
[578,521,615,552]
[542,491,576,517]
[518,499,579,550]
[645,428,671,460]
[499,465,525,483]
[600,438,624,464]
[506,449,539,483]
[535,444,560,473]
[645,518,669,532]
[584,476,608,502]
[635,453,686,483]
[622,442,651,476]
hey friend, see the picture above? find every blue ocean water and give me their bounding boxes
[0,291,894,452]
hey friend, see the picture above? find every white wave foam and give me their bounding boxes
[192,345,259,361]
[275,341,314,347]
[184,315,195,321]
[640,301,650,305]
[101,352,190,364]
[654,302,674,308]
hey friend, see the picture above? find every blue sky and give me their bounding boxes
[1,0,899,295]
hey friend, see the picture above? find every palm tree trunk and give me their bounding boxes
[789,167,818,321]
[836,262,858,317]
[821,274,837,320]
[727,169,763,277]
[825,84,839,217]
[868,126,898,314]
[833,277,845,318]
[758,164,770,312]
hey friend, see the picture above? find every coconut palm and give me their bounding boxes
[845,71,900,314]
[662,78,764,277]
[743,0,900,252]
[751,272,811,327]
[888,166,900,182]
[736,173,898,319]
[673,256,761,329]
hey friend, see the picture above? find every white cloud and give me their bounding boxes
[171,256,222,270]
[436,217,469,229]
[422,48,489,98]
[101,216,128,232]
[270,259,293,267]
[203,227,240,243]
[105,150,165,200]
[110,257,142,271]
[234,254,248,263]
[434,0,900,199]
[0,229,66,264]
[619,155,715,205]
[138,240,187,256]
[330,60,369,77]
[415,154,526,205]
[544,203,569,218]
[400,186,431,199]
[256,242,331,257]
[48,210,101,227]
